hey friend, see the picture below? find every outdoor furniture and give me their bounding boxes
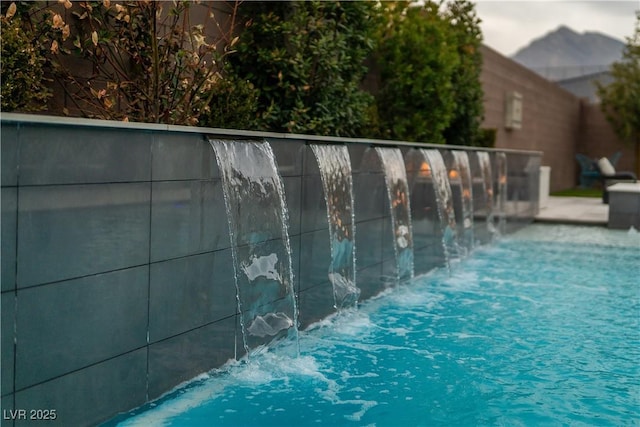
[576,152,622,188]
[597,157,637,204]
[576,154,599,188]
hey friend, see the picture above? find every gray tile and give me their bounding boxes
[301,175,329,234]
[355,263,384,302]
[297,283,336,330]
[148,316,236,400]
[609,193,640,213]
[151,180,229,262]
[289,234,301,295]
[19,124,151,185]
[414,242,446,276]
[381,214,397,265]
[1,394,14,427]
[347,145,369,174]
[153,133,218,181]
[411,212,441,252]
[149,249,237,343]
[450,184,464,230]
[302,144,321,176]
[409,179,440,223]
[416,246,447,275]
[269,139,304,177]
[353,171,387,222]
[608,212,640,229]
[440,149,454,170]
[15,348,146,427]
[17,184,150,287]
[2,293,15,397]
[282,176,302,237]
[355,218,384,271]
[381,258,400,287]
[1,123,18,187]
[474,218,491,246]
[15,267,148,389]
[2,188,17,291]
[299,230,332,291]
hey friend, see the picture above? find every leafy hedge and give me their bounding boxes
[1,0,485,146]
[0,2,51,112]
[227,1,378,137]
[372,2,457,143]
[370,0,483,145]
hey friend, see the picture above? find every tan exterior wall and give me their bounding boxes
[480,45,581,192]
[579,102,636,174]
[481,44,638,190]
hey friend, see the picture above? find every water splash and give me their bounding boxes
[495,152,508,235]
[310,144,360,309]
[421,149,457,269]
[451,151,474,252]
[210,139,298,356]
[476,152,497,240]
[375,147,414,283]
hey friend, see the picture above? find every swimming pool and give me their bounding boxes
[111,224,640,426]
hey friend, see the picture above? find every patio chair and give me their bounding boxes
[597,157,637,203]
[608,151,622,168]
[576,153,600,188]
[576,151,623,189]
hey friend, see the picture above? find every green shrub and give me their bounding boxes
[372,2,458,143]
[475,128,497,148]
[442,0,484,146]
[201,75,259,130]
[0,2,51,112]
[229,1,377,136]
[44,1,244,125]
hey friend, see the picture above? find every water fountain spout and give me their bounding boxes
[451,150,474,252]
[375,147,414,283]
[210,139,299,357]
[421,149,457,271]
[310,144,360,309]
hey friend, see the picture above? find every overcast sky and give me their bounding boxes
[473,0,639,56]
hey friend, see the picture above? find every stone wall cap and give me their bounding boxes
[608,182,640,193]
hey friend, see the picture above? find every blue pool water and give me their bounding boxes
[116,225,640,426]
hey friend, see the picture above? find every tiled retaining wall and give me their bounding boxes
[1,114,540,426]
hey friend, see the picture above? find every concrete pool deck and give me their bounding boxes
[535,196,608,225]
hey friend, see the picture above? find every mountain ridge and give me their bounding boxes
[511,26,624,81]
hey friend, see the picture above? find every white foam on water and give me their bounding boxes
[437,270,481,293]
[385,286,444,310]
[118,378,224,427]
[247,312,293,337]
[119,350,329,426]
[240,253,282,282]
[453,332,488,340]
[306,309,377,338]
[342,399,379,422]
[510,224,640,248]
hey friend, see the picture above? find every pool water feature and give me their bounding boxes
[476,151,496,240]
[210,140,299,354]
[451,150,474,253]
[310,144,359,309]
[495,152,508,235]
[375,147,414,283]
[419,149,458,265]
[112,224,639,426]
